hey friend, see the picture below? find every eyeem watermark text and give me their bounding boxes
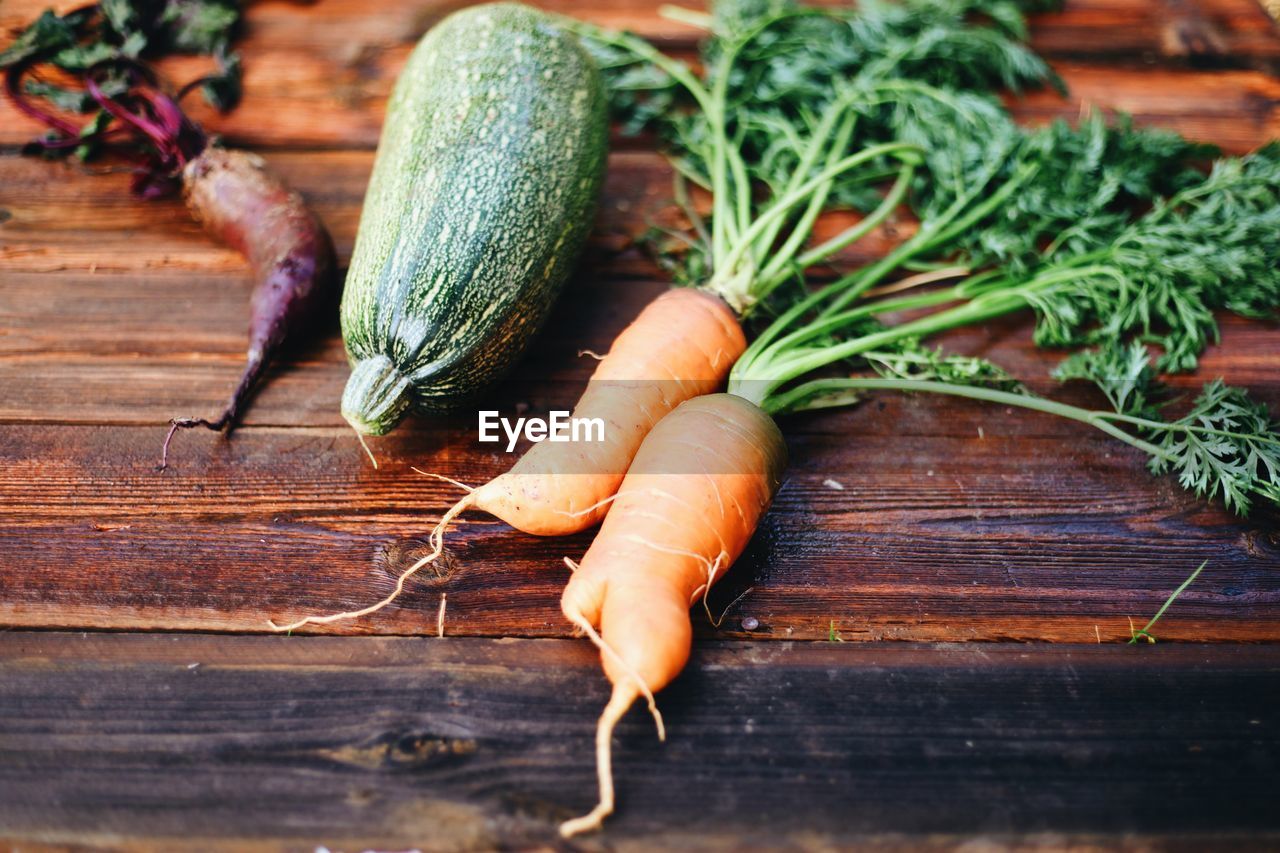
[478,411,605,452]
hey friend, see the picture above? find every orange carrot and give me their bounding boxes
[558,392,786,837]
[268,288,745,632]
[472,287,746,535]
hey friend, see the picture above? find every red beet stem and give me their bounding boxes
[84,68,207,167]
[5,62,83,137]
[21,123,131,151]
[7,58,208,188]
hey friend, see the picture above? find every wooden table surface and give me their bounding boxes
[2,0,1280,849]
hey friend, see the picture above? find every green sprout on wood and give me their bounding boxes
[1128,560,1209,644]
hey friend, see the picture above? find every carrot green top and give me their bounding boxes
[572,0,1280,516]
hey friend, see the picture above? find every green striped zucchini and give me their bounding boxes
[339,2,608,435]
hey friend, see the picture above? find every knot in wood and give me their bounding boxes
[379,536,458,586]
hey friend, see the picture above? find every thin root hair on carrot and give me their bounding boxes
[555,493,620,519]
[437,593,447,638]
[622,533,729,597]
[578,349,607,360]
[694,552,729,625]
[411,467,477,494]
[631,486,733,550]
[266,496,473,632]
[710,585,755,629]
[565,611,665,742]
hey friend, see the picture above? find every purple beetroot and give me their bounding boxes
[4,58,336,468]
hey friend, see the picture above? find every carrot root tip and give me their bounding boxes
[558,681,638,839]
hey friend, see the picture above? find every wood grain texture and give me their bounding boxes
[1,0,1279,644]
[2,409,1277,641]
[2,1,1280,151]
[1,634,1278,850]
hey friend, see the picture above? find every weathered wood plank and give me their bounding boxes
[2,63,1275,153]
[0,150,665,274]
[1028,0,1280,62]
[1012,62,1280,150]
[2,408,1276,641]
[0,258,1275,428]
[2,2,1279,151]
[4,0,1278,60]
[0,634,1277,849]
[8,136,1280,287]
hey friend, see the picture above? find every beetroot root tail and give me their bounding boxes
[157,350,269,471]
[157,414,232,470]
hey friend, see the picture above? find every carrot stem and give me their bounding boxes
[763,377,1174,461]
